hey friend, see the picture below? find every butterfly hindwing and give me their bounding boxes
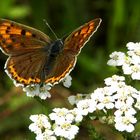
[5,50,48,86]
[45,50,76,84]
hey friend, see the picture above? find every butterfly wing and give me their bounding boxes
[63,18,102,55]
[5,50,48,86]
[0,19,52,86]
[45,52,76,85]
[45,18,102,85]
[0,19,52,55]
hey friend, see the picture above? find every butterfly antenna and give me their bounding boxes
[43,19,58,40]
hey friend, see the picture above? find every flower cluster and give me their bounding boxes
[104,75,138,132]
[29,108,82,140]
[29,42,140,139]
[23,84,52,100]
[73,75,140,132]
[29,74,140,139]
[29,114,56,140]
[23,75,72,100]
[107,42,140,80]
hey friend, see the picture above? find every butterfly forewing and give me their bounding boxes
[0,19,52,55]
[64,18,102,55]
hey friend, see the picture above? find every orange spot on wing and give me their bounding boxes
[80,27,88,34]
[0,26,7,30]
[87,29,93,34]
[26,32,32,36]
[79,39,83,43]
[6,39,12,44]
[89,22,94,26]
[2,34,10,38]
[74,32,79,37]
[83,34,87,38]
[89,25,94,30]
[10,29,22,34]
[0,30,6,34]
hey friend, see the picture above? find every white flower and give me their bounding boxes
[135,101,140,110]
[54,122,79,140]
[49,107,83,125]
[76,99,96,116]
[62,75,72,88]
[107,51,126,66]
[127,42,140,55]
[29,114,51,134]
[104,75,125,86]
[68,94,88,105]
[134,94,140,110]
[91,87,115,99]
[114,115,137,132]
[69,108,83,122]
[23,84,40,97]
[38,84,52,99]
[113,85,138,107]
[49,108,69,124]
[96,95,114,110]
[23,84,52,100]
[36,129,56,140]
[130,65,140,80]
[114,106,136,117]
[91,87,115,110]
[123,56,132,66]
[128,52,140,65]
[122,64,132,75]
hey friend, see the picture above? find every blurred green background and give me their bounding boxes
[0,0,140,139]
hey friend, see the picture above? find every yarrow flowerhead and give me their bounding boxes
[76,99,97,116]
[29,114,56,140]
[114,115,137,132]
[108,42,140,80]
[68,93,89,105]
[53,121,79,140]
[49,108,81,139]
[29,114,51,132]
[91,87,115,110]
[107,51,126,66]
[23,84,52,99]
[90,74,140,132]
[62,75,72,88]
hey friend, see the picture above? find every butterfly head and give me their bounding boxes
[50,39,64,56]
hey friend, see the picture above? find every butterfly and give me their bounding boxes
[0,18,102,87]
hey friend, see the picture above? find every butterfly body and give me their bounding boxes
[0,18,102,87]
[43,39,64,80]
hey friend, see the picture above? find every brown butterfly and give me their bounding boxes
[0,18,102,87]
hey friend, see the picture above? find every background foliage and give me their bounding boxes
[0,0,140,139]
